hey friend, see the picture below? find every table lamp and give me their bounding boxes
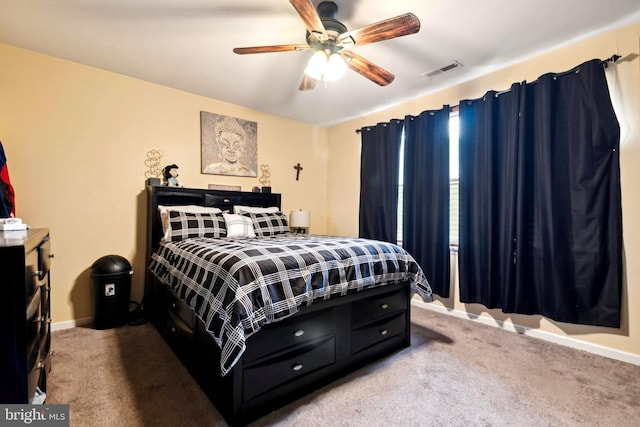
[290,210,310,234]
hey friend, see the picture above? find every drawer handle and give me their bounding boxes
[293,329,305,337]
[292,364,303,371]
[223,198,230,203]
[380,303,389,310]
[379,329,388,336]
[171,327,176,333]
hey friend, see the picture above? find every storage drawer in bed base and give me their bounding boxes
[161,310,196,366]
[147,277,411,426]
[226,331,409,426]
[150,284,197,369]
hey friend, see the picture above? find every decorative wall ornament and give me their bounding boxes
[259,164,272,193]
[144,150,163,179]
[259,164,271,187]
[201,111,258,177]
[294,163,303,181]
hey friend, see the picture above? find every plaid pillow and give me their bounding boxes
[223,213,256,238]
[168,211,226,242]
[244,211,290,237]
[158,205,222,242]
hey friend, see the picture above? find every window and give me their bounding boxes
[397,112,459,247]
[449,112,459,247]
[397,133,405,245]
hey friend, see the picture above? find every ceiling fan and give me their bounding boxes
[233,0,421,91]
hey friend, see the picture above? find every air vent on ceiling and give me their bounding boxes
[422,60,463,79]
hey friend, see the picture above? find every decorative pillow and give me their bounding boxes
[168,211,226,242]
[158,205,222,241]
[243,211,290,237]
[223,213,256,238]
[233,205,280,214]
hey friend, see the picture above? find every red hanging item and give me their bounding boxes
[0,141,16,218]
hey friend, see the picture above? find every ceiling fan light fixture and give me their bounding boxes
[234,1,421,90]
[325,53,347,81]
[304,51,329,80]
[304,51,346,82]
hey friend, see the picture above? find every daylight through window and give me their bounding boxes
[397,112,459,247]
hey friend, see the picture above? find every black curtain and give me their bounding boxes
[403,108,451,297]
[459,59,622,327]
[359,120,403,242]
[458,85,523,308]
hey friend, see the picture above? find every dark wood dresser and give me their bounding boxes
[0,228,53,403]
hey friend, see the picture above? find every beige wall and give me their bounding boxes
[326,22,640,357]
[0,43,329,323]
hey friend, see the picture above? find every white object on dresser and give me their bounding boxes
[0,217,28,231]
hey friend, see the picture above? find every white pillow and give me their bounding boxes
[158,205,222,241]
[223,213,256,238]
[233,205,280,214]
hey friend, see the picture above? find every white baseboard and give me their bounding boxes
[413,300,640,366]
[51,317,92,332]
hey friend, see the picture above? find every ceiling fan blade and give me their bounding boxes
[233,44,310,54]
[289,0,326,41]
[340,50,395,86]
[337,13,420,47]
[298,74,318,91]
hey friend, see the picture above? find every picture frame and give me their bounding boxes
[208,184,242,191]
[201,111,258,177]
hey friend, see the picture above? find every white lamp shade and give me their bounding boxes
[324,53,347,81]
[290,210,311,228]
[304,51,328,81]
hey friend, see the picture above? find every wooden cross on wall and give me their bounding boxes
[294,163,303,181]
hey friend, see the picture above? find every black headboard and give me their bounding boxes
[144,183,281,300]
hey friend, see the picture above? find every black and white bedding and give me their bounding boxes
[149,233,432,375]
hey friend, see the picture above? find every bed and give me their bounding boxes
[144,183,432,426]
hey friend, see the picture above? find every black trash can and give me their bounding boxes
[90,255,133,329]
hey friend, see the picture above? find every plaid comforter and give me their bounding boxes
[148,234,433,375]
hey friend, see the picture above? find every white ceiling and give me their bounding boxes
[2,0,640,127]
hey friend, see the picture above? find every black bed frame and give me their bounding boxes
[144,183,412,426]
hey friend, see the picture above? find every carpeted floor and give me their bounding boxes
[48,301,640,426]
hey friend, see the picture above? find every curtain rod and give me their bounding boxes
[602,54,621,67]
[355,54,621,134]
